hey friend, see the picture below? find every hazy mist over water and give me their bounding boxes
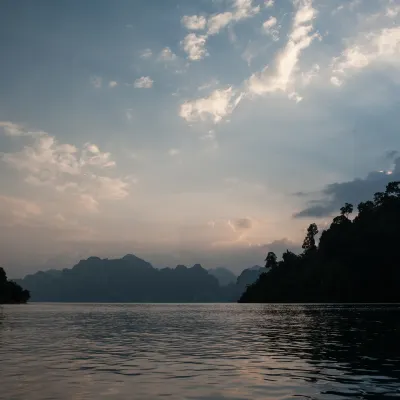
[1,304,400,400]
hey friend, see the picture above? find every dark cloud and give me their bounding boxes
[232,218,252,230]
[294,156,400,219]
[293,191,309,197]
[295,204,336,218]
[386,150,398,160]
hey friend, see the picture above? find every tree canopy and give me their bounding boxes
[239,181,400,303]
[0,267,30,304]
[265,252,278,269]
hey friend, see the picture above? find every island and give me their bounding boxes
[0,267,30,304]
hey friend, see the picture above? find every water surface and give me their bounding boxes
[1,304,399,399]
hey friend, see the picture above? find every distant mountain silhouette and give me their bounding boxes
[0,267,30,304]
[208,267,237,286]
[17,256,244,302]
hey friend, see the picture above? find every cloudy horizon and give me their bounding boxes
[0,0,399,278]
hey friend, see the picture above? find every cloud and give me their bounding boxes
[181,33,208,61]
[330,76,342,86]
[247,0,318,99]
[263,16,277,30]
[294,156,400,218]
[332,4,344,15]
[302,63,320,85]
[0,121,25,136]
[180,87,244,123]
[386,4,400,18]
[207,12,234,35]
[232,0,260,21]
[158,47,177,61]
[1,123,130,213]
[79,194,99,213]
[3,137,116,179]
[331,27,400,84]
[210,217,299,251]
[0,121,47,137]
[90,76,102,88]
[140,49,153,59]
[207,0,260,35]
[262,16,279,41]
[265,0,274,7]
[200,130,216,141]
[85,143,100,154]
[134,76,154,88]
[109,81,118,88]
[181,0,260,60]
[332,0,361,14]
[197,79,220,91]
[226,217,254,244]
[0,195,42,226]
[125,109,134,121]
[241,40,270,66]
[168,148,180,156]
[93,176,129,200]
[3,135,80,177]
[208,217,254,246]
[386,150,398,160]
[82,142,116,168]
[181,15,207,30]
[229,218,253,231]
[288,91,303,103]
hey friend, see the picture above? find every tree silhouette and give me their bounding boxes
[340,203,353,218]
[265,252,278,269]
[0,267,6,283]
[385,181,400,197]
[357,200,374,216]
[373,191,385,206]
[0,267,30,304]
[239,181,400,303]
[282,250,298,264]
[302,223,318,254]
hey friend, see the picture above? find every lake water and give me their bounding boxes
[1,304,399,400]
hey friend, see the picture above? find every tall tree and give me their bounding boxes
[340,203,353,218]
[265,252,278,269]
[302,223,319,254]
[282,250,298,264]
[357,200,374,215]
[0,267,7,283]
[385,181,400,197]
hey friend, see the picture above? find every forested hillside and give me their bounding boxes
[240,182,400,303]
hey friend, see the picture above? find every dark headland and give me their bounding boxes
[0,267,30,304]
[239,181,400,303]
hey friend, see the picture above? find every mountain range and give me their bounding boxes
[15,255,267,303]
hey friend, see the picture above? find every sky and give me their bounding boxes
[0,0,399,277]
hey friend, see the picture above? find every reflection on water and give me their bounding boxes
[1,304,399,400]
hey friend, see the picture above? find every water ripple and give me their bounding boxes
[1,304,399,400]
